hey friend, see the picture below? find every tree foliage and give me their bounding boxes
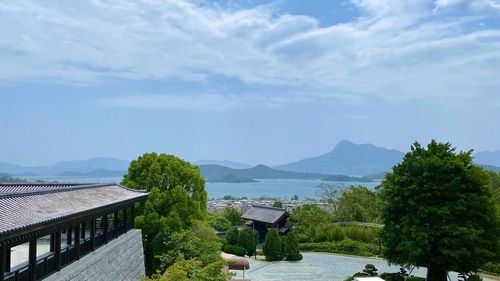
[238,228,259,256]
[380,141,499,281]
[272,201,283,208]
[281,233,303,261]
[263,228,283,261]
[337,186,381,222]
[122,153,208,273]
[223,206,243,226]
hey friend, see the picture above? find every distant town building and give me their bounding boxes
[241,205,289,242]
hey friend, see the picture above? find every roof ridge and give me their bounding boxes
[0,183,114,199]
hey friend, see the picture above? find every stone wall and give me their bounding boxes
[45,229,145,281]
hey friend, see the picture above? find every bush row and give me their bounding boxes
[299,239,380,256]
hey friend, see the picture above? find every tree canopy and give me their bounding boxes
[380,141,499,281]
[121,152,208,273]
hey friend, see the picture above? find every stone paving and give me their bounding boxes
[230,253,497,281]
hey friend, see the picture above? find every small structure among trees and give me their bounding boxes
[241,205,288,242]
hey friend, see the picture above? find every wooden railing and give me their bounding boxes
[3,217,134,281]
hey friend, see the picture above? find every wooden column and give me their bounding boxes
[66,227,72,245]
[54,230,61,271]
[114,211,119,237]
[103,214,108,244]
[130,205,135,230]
[0,245,5,281]
[74,225,80,260]
[90,218,96,251]
[4,248,10,273]
[81,223,86,239]
[123,208,129,230]
[50,234,55,252]
[28,239,37,281]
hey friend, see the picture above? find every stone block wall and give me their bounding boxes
[45,229,145,281]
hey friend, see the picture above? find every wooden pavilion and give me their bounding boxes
[241,205,289,242]
[0,183,147,281]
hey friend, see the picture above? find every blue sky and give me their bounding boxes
[1,0,500,166]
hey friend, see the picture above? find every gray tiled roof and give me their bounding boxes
[0,183,147,238]
[241,205,287,224]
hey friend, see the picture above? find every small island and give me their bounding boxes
[321,174,373,182]
[208,174,258,183]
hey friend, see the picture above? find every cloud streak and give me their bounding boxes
[1,0,500,108]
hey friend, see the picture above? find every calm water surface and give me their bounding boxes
[23,176,380,200]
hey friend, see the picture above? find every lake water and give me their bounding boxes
[22,176,380,200]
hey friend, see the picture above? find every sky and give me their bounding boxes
[1,0,500,167]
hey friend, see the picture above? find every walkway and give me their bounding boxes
[230,253,497,281]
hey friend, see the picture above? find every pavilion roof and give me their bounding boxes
[241,205,287,224]
[0,183,147,242]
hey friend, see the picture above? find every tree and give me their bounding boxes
[316,182,346,213]
[225,227,240,245]
[337,186,381,222]
[287,204,332,242]
[281,233,303,261]
[263,228,282,261]
[223,206,243,226]
[380,141,499,281]
[272,201,283,208]
[121,152,207,273]
[238,228,259,256]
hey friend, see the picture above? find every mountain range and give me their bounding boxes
[1,141,499,179]
[273,140,405,176]
[0,157,129,177]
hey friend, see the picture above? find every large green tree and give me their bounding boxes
[121,153,207,273]
[381,141,499,281]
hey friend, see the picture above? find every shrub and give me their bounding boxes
[226,227,239,245]
[299,240,379,256]
[406,276,425,281]
[263,228,282,261]
[282,233,303,261]
[363,264,378,276]
[223,244,246,257]
[238,228,259,256]
[210,215,232,231]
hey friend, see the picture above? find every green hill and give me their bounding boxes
[208,174,258,183]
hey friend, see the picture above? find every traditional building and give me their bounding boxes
[241,205,289,242]
[0,183,147,281]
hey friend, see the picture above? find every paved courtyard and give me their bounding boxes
[230,253,497,281]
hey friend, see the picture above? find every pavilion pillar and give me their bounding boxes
[54,230,61,271]
[50,233,55,252]
[74,225,80,260]
[1,245,5,281]
[66,227,72,245]
[114,211,119,237]
[28,239,37,281]
[4,248,10,272]
[130,205,135,230]
[103,214,108,244]
[81,223,86,239]
[90,218,96,251]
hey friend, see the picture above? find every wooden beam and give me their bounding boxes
[28,239,37,281]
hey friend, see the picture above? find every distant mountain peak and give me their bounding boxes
[274,140,405,176]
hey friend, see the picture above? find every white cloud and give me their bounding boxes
[1,0,500,108]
